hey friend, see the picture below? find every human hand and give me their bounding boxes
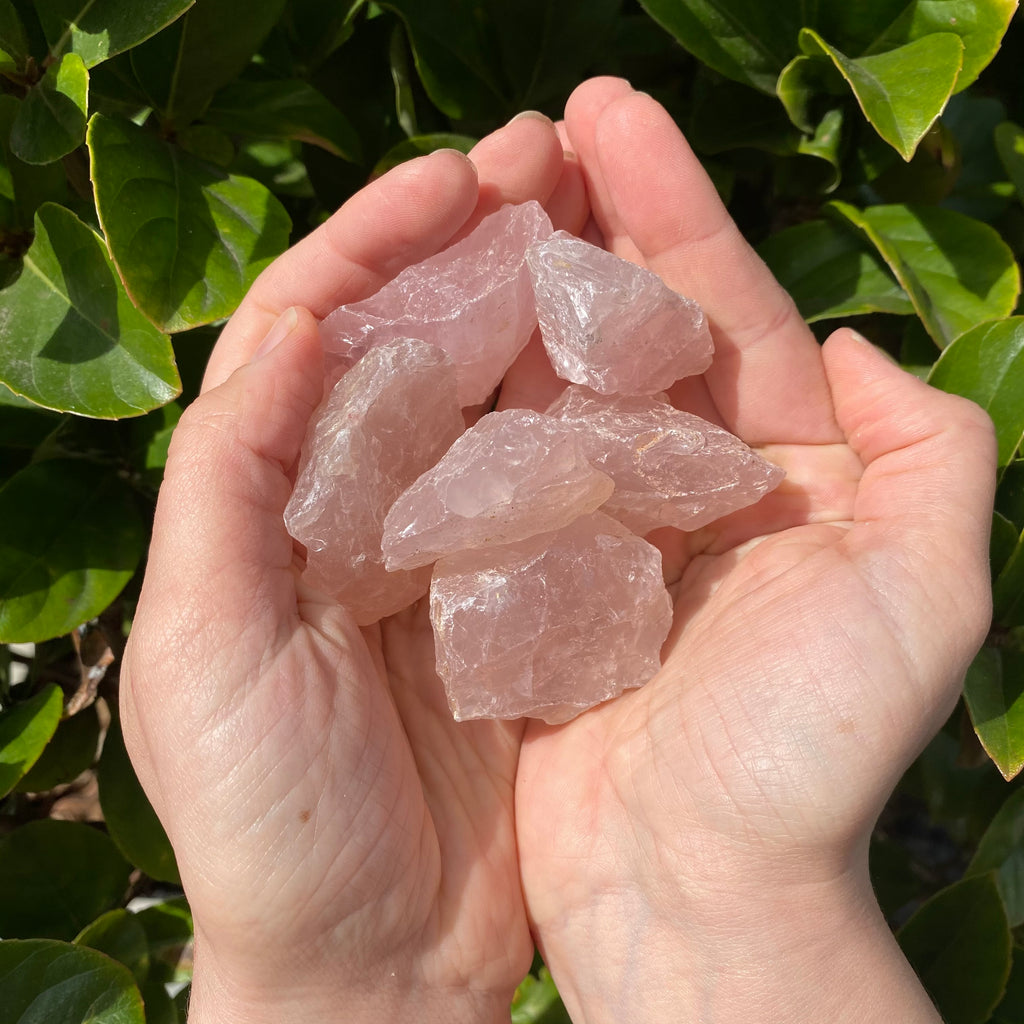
[120,112,588,1024]
[513,79,996,1023]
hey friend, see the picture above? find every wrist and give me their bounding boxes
[537,850,940,1024]
[186,929,516,1024]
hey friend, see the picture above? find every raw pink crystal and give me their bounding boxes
[320,201,553,406]
[284,338,464,624]
[381,409,614,570]
[527,231,713,395]
[430,512,672,723]
[547,386,784,533]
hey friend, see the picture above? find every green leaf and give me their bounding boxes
[0,0,27,71]
[0,95,68,230]
[993,531,1024,630]
[512,967,571,1024]
[98,714,179,884]
[37,0,195,68]
[993,511,1020,580]
[0,203,180,417]
[964,644,1024,780]
[0,939,145,1024]
[898,872,1012,1024]
[134,898,193,956]
[827,201,1020,348]
[0,820,131,940]
[966,787,1024,927]
[203,79,362,161]
[15,702,100,792]
[0,458,145,644]
[992,945,1024,1024]
[130,0,288,129]
[373,132,477,176]
[996,121,1024,205]
[9,52,89,165]
[381,0,620,119]
[999,461,1024,532]
[75,910,150,985]
[637,0,804,94]
[758,218,913,323]
[0,683,62,796]
[928,317,1024,469]
[283,0,363,71]
[797,28,962,161]
[89,114,291,332]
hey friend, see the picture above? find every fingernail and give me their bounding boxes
[508,110,553,127]
[252,307,299,361]
[432,147,474,163]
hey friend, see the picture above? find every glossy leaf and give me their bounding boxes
[827,201,1020,347]
[512,967,571,1024]
[0,820,131,940]
[98,714,180,884]
[373,132,477,176]
[928,317,1024,469]
[0,939,145,1024]
[14,703,100,792]
[996,121,1024,204]
[381,0,620,119]
[130,0,287,129]
[758,218,913,323]
[10,53,88,165]
[798,28,962,160]
[37,0,195,68]
[134,898,193,956]
[898,872,1012,1024]
[0,96,68,230]
[89,114,291,332]
[203,79,362,161]
[638,0,804,93]
[0,203,179,417]
[964,644,1024,780]
[967,787,1024,927]
[0,683,62,797]
[75,910,150,985]
[0,458,145,643]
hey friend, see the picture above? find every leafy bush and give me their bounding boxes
[0,1,1022,1020]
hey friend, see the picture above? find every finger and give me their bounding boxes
[825,329,996,698]
[589,91,840,445]
[204,150,480,389]
[130,308,326,705]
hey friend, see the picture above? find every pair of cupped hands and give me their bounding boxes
[122,79,994,1023]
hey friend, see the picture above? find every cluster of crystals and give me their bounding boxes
[285,201,783,724]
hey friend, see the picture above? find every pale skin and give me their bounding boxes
[122,78,995,1023]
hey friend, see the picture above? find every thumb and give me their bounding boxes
[125,307,324,712]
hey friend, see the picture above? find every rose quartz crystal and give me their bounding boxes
[430,512,672,723]
[381,409,614,570]
[320,201,552,406]
[527,231,713,395]
[547,386,784,533]
[284,338,464,624]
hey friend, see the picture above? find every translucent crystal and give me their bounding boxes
[547,385,784,533]
[284,338,464,624]
[527,231,713,395]
[430,512,673,723]
[381,409,614,570]
[321,201,553,406]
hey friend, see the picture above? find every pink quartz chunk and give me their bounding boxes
[284,338,464,625]
[430,512,672,723]
[381,409,614,570]
[320,201,553,406]
[547,386,784,533]
[527,231,713,395]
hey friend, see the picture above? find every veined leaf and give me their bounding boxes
[965,644,1024,780]
[10,52,89,165]
[827,201,1020,347]
[88,114,291,332]
[0,939,144,1024]
[0,203,179,417]
[797,28,962,160]
[898,872,1012,1024]
[75,910,150,985]
[203,80,362,162]
[0,96,68,230]
[0,684,62,797]
[37,0,195,68]
[758,218,912,322]
[0,458,145,644]
[928,317,1024,469]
